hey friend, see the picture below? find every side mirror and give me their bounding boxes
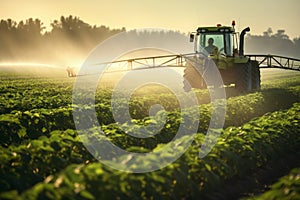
[189,34,195,42]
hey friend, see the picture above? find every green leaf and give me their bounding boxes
[80,190,95,200]
[205,163,212,171]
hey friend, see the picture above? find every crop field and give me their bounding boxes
[0,67,300,200]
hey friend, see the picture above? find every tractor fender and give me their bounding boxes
[234,56,249,64]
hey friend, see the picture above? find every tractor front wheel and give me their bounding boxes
[183,60,207,92]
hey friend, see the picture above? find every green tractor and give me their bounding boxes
[184,21,260,92]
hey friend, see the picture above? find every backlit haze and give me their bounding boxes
[0,0,299,77]
[1,0,299,39]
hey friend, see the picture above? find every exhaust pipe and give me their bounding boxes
[239,27,250,56]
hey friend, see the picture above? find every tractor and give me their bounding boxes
[183,21,260,92]
[75,21,300,91]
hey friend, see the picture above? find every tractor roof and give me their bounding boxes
[197,26,235,34]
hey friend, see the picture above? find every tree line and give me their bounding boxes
[245,28,300,58]
[0,15,299,65]
[0,16,126,64]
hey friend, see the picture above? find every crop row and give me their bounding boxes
[245,168,300,200]
[0,129,95,193]
[1,85,299,150]
[0,78,184,115]
[2,85,300,147]
[1,102,299,199]
[1,75,300,115]
[0,78,74,114]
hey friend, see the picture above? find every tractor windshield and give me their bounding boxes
[198,33,233,56]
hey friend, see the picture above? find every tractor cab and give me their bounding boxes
[185,21,258,92]
[190,21,242,57]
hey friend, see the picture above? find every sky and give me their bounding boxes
[0,0,299,39]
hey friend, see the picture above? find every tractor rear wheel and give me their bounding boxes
[235,62,252,92]
[250,60,261,90]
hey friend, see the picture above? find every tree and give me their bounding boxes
[273,29,289,40]
[263,27,272,37]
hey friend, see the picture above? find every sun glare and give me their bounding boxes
[0,62,64,69]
